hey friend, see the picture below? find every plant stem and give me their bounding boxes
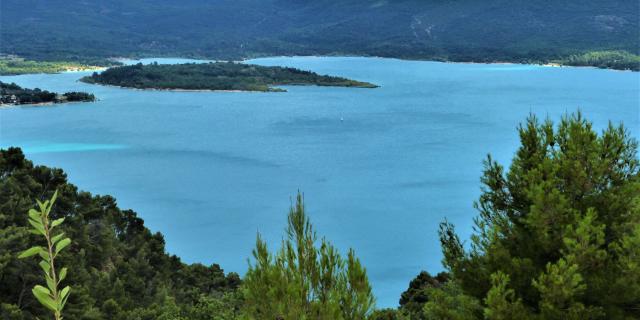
[43,212,61,320]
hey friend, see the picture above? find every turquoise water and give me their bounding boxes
[1,57,638,307]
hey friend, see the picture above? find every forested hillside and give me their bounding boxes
[1,0,638,67]
[0,148,375,320]
[0,148,241,319]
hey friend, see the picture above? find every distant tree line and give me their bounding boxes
[0,57,117,76]
[0,81,96,105]
[558,51,640,71]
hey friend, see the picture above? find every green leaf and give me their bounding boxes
[33,285,51,296]
[51,217,65,228]
[28,217,43,228]
[51,233,65,245]
[39,260,51,275]
[32,285,57,312]
[36,199,46,212]
[36,199,50,216]
[46,274,56,293]
[60,286,71,309]
[55,238,71,255]
[50,190,58,207]
[59,286,70,302]
[39,250,50,261]
[28,209,41,221]
[59,268,68,283]
[28,219,46,235]
[45,191,58,215]
[18,246,43,259]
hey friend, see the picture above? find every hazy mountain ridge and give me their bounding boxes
[1,0,638,63]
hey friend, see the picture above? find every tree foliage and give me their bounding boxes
[0,81,95,105]
[0,147,239,319]
[436,112,639,319]
[422,281,482,320]
[242,193,376,319]
[398,271,448,319]
[559,50,640,71]
[81,62,377,92]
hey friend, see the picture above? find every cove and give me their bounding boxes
[0,57,638,307]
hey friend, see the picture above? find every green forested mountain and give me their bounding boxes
[1,0,638,67]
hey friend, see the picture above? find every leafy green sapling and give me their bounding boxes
[18,191,71,320]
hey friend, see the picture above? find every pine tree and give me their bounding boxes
[242,193,375,319]
[437,113,639,319]
[483,271,529,320]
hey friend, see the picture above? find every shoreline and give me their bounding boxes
[143,54,636,72]
[81,81,376,93]
[0,65,107,77]
[0,101,54,108]
[80,81,282,93]
[1,56,635,77]
[0,100,95,108]
[241,55,636,72]
[63,66,107,73]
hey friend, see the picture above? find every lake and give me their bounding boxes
[1,57,638,307]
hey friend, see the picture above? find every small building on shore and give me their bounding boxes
[55,94,68,102]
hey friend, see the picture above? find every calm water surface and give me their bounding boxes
[1,57,638,307]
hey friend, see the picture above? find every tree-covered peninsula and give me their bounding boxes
[0,81,95,105]
[80,62,378,92]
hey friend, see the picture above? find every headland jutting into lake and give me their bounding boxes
[80,62,378,92]
[0,81,95,106]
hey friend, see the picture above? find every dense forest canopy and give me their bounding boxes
[80,62,377,92]
[0,147,241,319]
[1,0,638,69]
[558,50,640,71]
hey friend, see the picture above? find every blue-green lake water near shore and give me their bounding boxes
[1,57,638,307]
